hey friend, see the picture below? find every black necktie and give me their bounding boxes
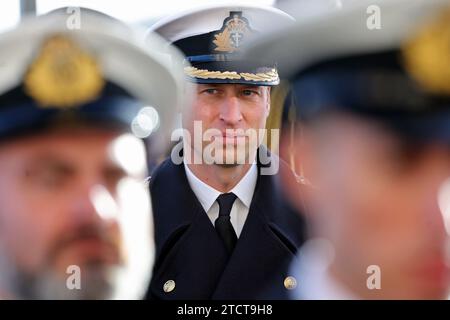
[215,193,238,255]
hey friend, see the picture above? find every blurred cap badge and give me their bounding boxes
[213,11,253,53]
[24,35,105,108]
[403,8,450,95]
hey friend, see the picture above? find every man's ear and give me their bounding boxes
[279,126,317,217]
[266,87,271,114]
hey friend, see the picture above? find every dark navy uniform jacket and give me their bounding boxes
[146,149,306,300]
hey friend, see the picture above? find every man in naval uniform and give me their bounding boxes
[0,11,184,299]
[246,0,450,299]
[146,5,307,300]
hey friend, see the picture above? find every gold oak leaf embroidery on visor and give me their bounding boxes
[184,66,241,80]
[24,35,105,108]
[241,70,279,81]
[184,66,279,83]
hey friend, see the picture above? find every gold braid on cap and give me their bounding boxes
[184,66,241,80]
[402,8,450,95]
[184,66,279,83]
[241,69,279,82]
[24,35,105,108]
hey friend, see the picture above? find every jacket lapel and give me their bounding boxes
[149,159,229,299]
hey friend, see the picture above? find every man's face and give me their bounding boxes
[182,83,270,165]
[284,113,450,299]
[0,127,153,299]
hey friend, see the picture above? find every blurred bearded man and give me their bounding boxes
[0,11,184,299]
[246,0,450,299]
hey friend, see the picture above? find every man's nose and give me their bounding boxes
[220,95,243,125]
[70,183,119,226]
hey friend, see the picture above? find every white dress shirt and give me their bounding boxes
[183,162,257,238]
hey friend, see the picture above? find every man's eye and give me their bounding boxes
[242,89,258,96]
[202,88,218,94]
[30,170,67,188]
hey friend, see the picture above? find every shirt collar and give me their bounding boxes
[183,161,258,212]
[183,162,220,212]
[229,163,257,208]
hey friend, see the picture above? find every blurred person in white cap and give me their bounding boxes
[146,4,307,300]
[0,9,184,299]
[246,0,450,299]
